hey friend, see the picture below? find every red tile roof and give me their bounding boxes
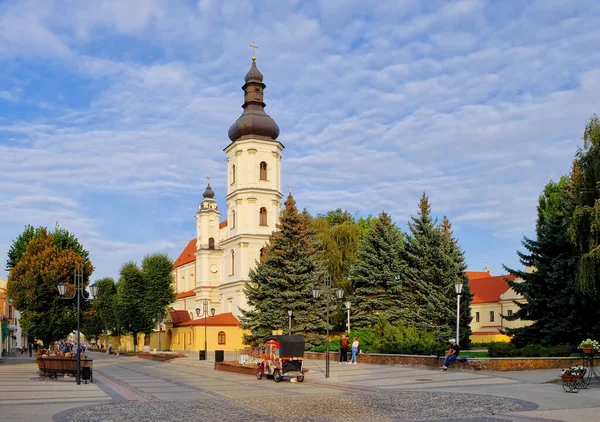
[173,239,196,269]
[177,312,240,327]
[219,220,228,229]
[466,271,491,280]
[470,274,516,304]
[175,290,196,299]
[169,310,192,325]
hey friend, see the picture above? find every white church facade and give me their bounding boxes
[170,57,283,320]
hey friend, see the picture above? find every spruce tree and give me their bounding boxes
[350,211,407,328]
[403,193,456,342]
[505,177,600,346]
[240,194,326,348]
[440,216,473,348]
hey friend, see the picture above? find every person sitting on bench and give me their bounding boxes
[441,339,460,371]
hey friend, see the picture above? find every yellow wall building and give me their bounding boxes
[467,269,531,343]
[101,310,246,353]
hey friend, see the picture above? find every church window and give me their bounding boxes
[475,312,480,323]
[218,331,226,345]
[232,210,236,228]
[259,207,267,226]
[209,237,215,249]
[259,161,267,180]
[260,247,264,258]
[489,311,495,322]
[232,164,236,184]
[230,250,235,275]
[507,309,513,317]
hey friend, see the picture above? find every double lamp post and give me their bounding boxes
[196,299,215,360]
[312,275,344,378]
[57,268,98,386]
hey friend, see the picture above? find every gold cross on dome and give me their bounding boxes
[288,183,293,193]
[250,42,258,60]
[207,175,211,183]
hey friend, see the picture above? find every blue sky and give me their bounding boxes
[1,0,599,282]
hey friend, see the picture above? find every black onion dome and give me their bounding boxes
[228,59,279,142]
[203,183,215,199]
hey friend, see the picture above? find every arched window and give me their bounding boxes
[260,247,264,258]
[232,210,236,228]
[218,331,226,345]
[230,250,235,275]
[259,207,267,226]
[259,161,267,180]
[208,237,215,249]
[232,164,236,184]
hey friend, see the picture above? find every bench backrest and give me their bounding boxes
[36,358,93,371]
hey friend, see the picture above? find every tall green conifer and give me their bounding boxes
[240,194,325,348]
[350,212,407,328]
[440,216,473,348]
[403,193,456,342]
[505,177,600,345]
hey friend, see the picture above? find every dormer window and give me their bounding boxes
[259,161,267,180]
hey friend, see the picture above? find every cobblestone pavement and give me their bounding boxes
[56,391,528,422]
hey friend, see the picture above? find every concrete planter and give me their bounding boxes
[214,362,258,376]
[304,351,580,371]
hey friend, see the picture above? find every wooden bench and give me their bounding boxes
[36,358,93,383]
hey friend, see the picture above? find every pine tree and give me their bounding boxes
[505,177,600,346]
[350,212,407,329]
[440,216,473,348]
[240,194,326,348]
[403,193,456,342]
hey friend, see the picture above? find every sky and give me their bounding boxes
[1,0,599,282]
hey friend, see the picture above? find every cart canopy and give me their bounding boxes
[265,335,305,358]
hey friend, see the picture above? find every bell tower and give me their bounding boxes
[219,55,284,317]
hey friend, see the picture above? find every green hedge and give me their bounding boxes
[487,342,573,357]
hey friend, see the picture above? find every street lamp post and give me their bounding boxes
[287,310,293,335]
[311,275,344,378]
[57,268,98,385]
[195,300,215,361]
[344,301,351,333]
[455,282,463,345]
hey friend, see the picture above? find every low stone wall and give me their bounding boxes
[138,353,183,362]
[304,351,580,371]
[214,362,257,376]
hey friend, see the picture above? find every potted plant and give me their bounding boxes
[579,339,600,354]
[561,366,586,382]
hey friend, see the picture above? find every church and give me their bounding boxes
[169,55,283,331]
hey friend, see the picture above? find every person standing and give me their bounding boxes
[108,342,113,355]
[350,337,359,364]
[441,339,460,371]
[339,335,349,364]
[28,343,33,357]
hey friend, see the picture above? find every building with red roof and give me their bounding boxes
[467,268,530,343]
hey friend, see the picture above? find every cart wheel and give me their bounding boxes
[273,369,282,383]
[297,375,304,383]
[256,369,262,380]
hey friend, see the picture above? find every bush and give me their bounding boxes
[547,344,573,357]
[469,342,496,349]
[371,316,445,356]
[487,342,517,357]
[518,344,549,357]
[310,330,376,353]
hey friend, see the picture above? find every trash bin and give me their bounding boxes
[199,350,206,361]
[215,350,224,363]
